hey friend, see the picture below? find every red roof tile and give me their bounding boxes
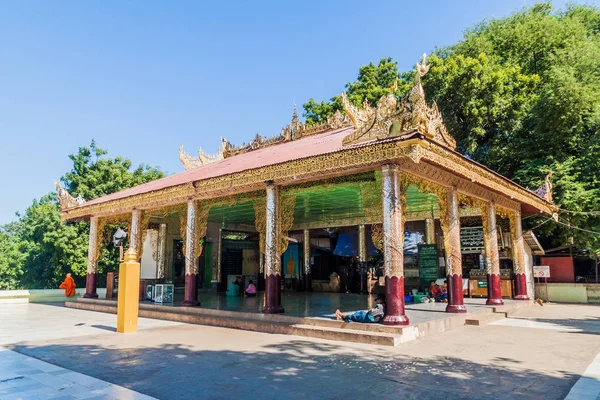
[82,127,354,207]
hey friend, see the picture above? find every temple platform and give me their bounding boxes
[66,292,533,346]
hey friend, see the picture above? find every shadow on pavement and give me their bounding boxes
[8,339,584,400]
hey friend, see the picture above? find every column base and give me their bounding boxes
[446,274,466,313]
[513,273,529,300]
[84,273,98,299]
[262,305,285,314]
[446,304,468,313]
[382,314,410,326]
[182,274,199,307]
[486,274,503,305]
[304,273,312,292]
[383,276,409,325]
[263,274,283,314]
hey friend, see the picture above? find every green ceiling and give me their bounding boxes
[206,181,440,227]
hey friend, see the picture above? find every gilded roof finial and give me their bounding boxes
[54,181,85,210]
[341,53,457,150]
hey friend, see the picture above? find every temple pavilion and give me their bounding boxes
[58,56,556,325]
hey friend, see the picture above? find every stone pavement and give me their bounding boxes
[1,302,599,399]
[0,348,155,400]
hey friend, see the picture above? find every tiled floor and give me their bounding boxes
[0,348,155,400]
[0,303,180,346]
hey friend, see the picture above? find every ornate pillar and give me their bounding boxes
[358,224,367,262]
[84,216,99,298]
[444,187,466,313]
[358,224,368,294]
[182,200,198,306]
[510,210,530,300]
[381,165,409,325]
[263,181,284,313]
[483,202,503,305]
[425,218,435,245]
[303,229,312,292]
[157,223,167,280]
[130,209,142,258]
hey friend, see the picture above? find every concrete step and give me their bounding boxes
[66,299,402,346]
[290,324,400,347]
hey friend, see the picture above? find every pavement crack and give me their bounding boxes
[0,376,24,383]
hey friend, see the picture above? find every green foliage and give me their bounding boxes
[303,2,600,253]
[0,223,25,289]
[0,141,164,289]
[303,58,411,125]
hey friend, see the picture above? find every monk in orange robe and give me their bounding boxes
[59,273,76,297]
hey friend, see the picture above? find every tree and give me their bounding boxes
[303,57,411,124]
[0,141,164,289]
[303,3,600,251]
[0,223,25,289]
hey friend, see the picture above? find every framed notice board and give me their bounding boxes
[419,244,438,287]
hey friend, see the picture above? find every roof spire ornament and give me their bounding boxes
[532,172,553,203]
[54,181,85,210]
[342,53,456,149]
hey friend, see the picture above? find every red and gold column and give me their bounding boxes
[84,216,99,298]
[443,187,466,313]
[182,200,199,306]
[264,181,284,313]
[381,165,409,325]
[157,223,167,280]
[482,201,503,305]
[510,210,530,300]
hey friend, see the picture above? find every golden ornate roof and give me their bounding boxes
[342,54,456,149]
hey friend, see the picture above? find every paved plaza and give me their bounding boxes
[0,302,599,399]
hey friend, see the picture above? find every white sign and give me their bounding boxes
[533,266,550,278]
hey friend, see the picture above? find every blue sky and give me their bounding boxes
[0,0,596,225]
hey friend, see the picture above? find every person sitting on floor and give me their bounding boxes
[334,294,386,323]
[244,280,257,297]
[429,280,443,301]
[226,277,242,297]
[438,280,449,303]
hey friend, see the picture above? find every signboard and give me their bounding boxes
[533,266,550,278]
[477,280,488,288]
[419,244,438,287]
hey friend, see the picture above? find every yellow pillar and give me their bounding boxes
[117,248,140,333]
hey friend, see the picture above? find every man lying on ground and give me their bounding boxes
[335,294,385,323]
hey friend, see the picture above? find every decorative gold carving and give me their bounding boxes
[371,223,383,251]
[194,202,211,262]
[532,172,553,203]
[277,192,297,256]
[342,54,456,149]
[253,197,266,255]
[62,136,555,222]
[508,210,526,275]
[179,145,224,170]
[55,181,85,210]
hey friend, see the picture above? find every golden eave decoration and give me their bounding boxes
[341,54,456,150]
[179,105,352,170]
[54,181,85,210]
[179,145,224,170]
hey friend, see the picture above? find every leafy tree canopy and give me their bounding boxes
[303,3,600,253]
[0,141,164,289]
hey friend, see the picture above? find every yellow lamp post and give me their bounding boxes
[117,247,140,333]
